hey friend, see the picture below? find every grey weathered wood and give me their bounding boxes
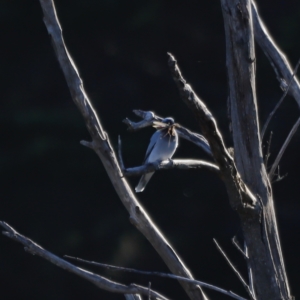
[168,53,257,213]
[120,159,220,177]
[260,59,300,139]
[221,0,291,299]
[269,117,300,180]
[252,1,300,107]
[65,255,248,300]
[0,222,169,300]
[38,1,208,300]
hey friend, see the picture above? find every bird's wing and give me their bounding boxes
[144,130,161,162]
[147,129,178,163]
[193,133,212,155]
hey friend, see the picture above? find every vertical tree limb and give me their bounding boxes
[251,1,300,107]
[221,1,291,299]
[168,52,257,214]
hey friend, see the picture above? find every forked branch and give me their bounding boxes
[261,59,300,139]
[65,255,249,300]
[252,1,300,107]
[221,1,291,299]
[167,52,257,212]
[0,222,168,300]
[38,1,208,299]
[213,239,255,300]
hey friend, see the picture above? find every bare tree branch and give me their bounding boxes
[38,1,207,299]
[261,59,300,139]
[0,222,168,300]
[125,159,219,175]
[65,255,249,300]
[269,117,300,180]
[231,236,248,260]
[213,239,255,300]
[252,1,300,107]
[220,1,291,299]
[271,166,288,183]
[167,43,290,298]
[243,244,254,299]
[120,158,220,177]
[168,52,257,211]
[123,110,156,131]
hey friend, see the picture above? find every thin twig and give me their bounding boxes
[261,59,300,139]
[123,111,155,131]
[213,239,255,300]
[231,236,248,260]
[121,159,220,177]
[65,255,249,300]
[80,140,94,149]
[244,243,254,296]
[269,117,300,179]
[272,165,288,183]
[168,52,257,210]
[0,221,169,300]
[264,131,273,168]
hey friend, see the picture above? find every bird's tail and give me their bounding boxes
[135,172,155,193]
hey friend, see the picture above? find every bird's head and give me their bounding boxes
[162,117,175,125]
[153,117,177,136]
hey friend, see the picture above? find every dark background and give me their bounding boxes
[1,0,300,299]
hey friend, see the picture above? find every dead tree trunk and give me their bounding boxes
[221,0,291,299]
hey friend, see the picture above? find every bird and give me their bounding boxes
[135,117,178,193]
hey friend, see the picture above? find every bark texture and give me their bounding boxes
[221,1,291,299]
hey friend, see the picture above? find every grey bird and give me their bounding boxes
[135,117,178,193]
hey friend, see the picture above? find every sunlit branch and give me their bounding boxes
[0,222,169,300]
[65,255,249,300]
